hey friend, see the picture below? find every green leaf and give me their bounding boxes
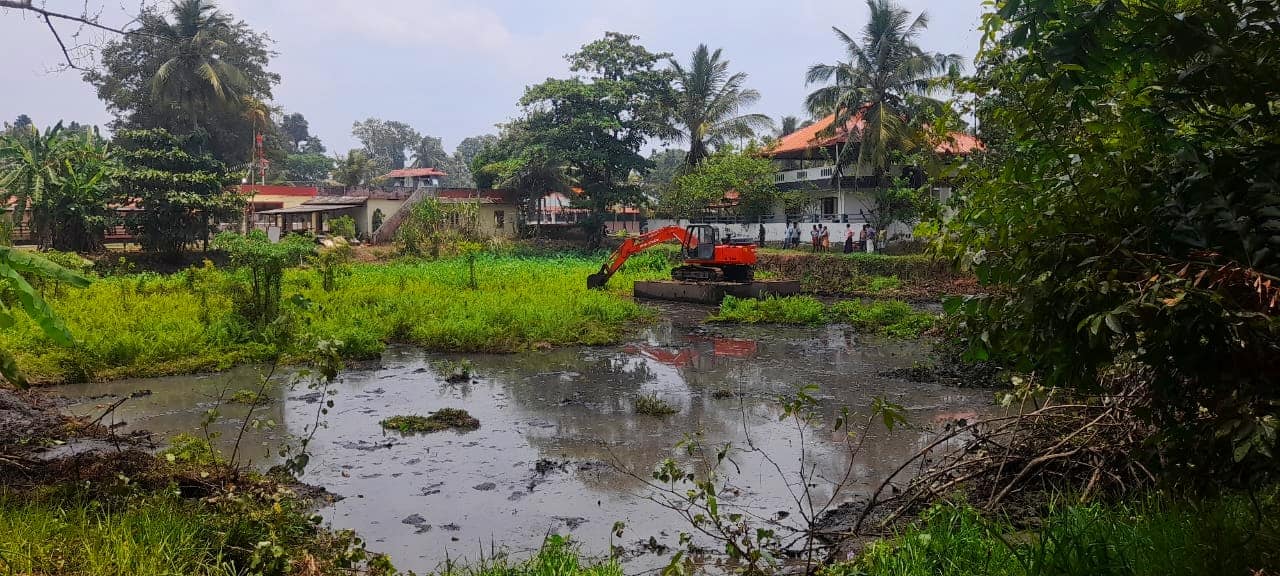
[0,263,75,346]
[0,347,29,389]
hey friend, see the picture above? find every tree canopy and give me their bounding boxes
[946,0,1280,478]
[519,32,675,243]
[114,128,243,256]
[84,0,279,166]
[669,44,772,166]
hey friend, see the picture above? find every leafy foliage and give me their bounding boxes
[331,149,377,187]
[668,44,772,166]
[115,129,243,256]
[945,0,1280,479]
[84,0,280,165]
[519,32,676,244]
[0,247,90,387]
[0,123,116,251]
[804,0,963,177]
[212,230,312,326]
[351,118,419,173]
[667,145,797,219]
[396,198,482,258]
[281,152,332,182]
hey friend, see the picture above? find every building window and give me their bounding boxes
[494,210,506,229]
[821,197,837,215]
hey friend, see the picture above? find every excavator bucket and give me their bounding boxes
[587,272,609,289]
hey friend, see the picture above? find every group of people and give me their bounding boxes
[780,222,877,254]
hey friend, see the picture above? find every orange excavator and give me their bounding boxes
[587,224,758,289]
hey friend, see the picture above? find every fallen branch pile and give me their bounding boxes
[852,387,1157,534]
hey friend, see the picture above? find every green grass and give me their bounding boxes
[709,295,828,325]
[2,254,664,384]
[711,296,936,336]
[830,491,1280,576]
[827,299,937,337]
[0,478,370,576]
[439,535,622,576]
[634,393,679,416]
[381,408,480,434]
[859,275,903,293]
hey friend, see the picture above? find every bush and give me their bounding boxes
[710,295,827,325]
[828,299,936,337]
[634,394,678,416]
[836,491,1280,576]
[327,215,356,240]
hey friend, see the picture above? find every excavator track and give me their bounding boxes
[671,265,723,282]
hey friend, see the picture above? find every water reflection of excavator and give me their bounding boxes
[587,224,757,289]
[622,338,759,368]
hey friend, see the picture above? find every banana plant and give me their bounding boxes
[0,246,89,388]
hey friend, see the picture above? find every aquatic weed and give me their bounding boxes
[381,409,480,434]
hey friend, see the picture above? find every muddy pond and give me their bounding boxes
[54,303,993,574]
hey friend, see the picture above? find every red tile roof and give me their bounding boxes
[763,112,983,158]
[384,168,447,178]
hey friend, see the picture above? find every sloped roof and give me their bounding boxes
[764,112,983,158]
[383,168,447,179]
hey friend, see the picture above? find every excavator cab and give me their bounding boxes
[682,225,717,261]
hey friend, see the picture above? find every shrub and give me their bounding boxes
[634,394,678,416]
[326,215,356,240]
[828,299,936,337]
[710,295,827,325]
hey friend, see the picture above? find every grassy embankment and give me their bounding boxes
[2,254,666,384]
[754,250,973,299]
[710,295,938,338]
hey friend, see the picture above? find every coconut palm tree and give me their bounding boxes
[669,45,774,166]
[149,0,248,122]
[804,0,963,178]
[332,150,377,188]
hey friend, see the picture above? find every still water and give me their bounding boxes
[54,304,991,574]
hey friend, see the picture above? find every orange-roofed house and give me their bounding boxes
[761,112,982,227]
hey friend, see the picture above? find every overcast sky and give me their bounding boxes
[1,0,986,154]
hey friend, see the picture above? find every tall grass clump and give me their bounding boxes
[0,254,663,384]
[828,299,936,338]
[438,535,622,576]
[710,296,934,336]
[832,491,1280,576]
[710,295,827,325]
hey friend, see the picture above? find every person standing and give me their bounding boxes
[864,225,876,253]
[758,223,766,247]
[810,225,819,252]
[844,224,854,254]
[820,224,830,252]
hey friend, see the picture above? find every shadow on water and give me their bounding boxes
[52,303,992,574]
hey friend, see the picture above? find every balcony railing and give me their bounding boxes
[774,165,838,184]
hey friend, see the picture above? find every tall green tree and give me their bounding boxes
[331,149,377,187]
[668,146,790,220]
[454,134,498,170]
[470,119,573,235]
[804,0,962,177]
[520,32,676,245]
[115,128,243,257]
[0,124,115,251]
[85,0,279,165]
[282,153,333,182]
[947,0,1280,478]
[280,112,312,153]
[669,44,772,166]
[410,135,473,187]
[351,118,420,173]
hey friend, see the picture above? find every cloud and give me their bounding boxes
[288,0,514,53]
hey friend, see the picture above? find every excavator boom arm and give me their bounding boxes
[587,226,696,288]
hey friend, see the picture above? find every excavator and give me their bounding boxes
[587,224,758,289]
